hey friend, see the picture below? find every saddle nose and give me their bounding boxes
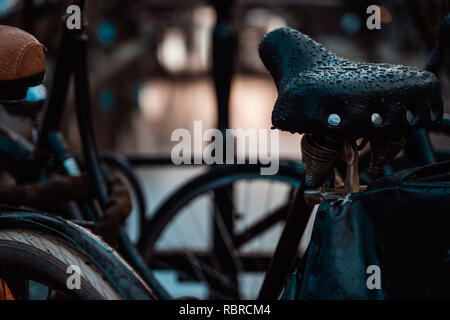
[259,27,443,138]
[0,25,46,101]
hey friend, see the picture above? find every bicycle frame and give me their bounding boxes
[0,0,169,300]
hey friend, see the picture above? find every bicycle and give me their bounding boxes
[0,24,154,300]
[0,0,313,300]
[0,0,173,299]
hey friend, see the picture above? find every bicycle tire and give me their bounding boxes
[0,229,123,299]
[0,210,156,300]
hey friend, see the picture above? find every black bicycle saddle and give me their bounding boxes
[259,27,443,138]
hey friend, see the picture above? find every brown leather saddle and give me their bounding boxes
[0,25,46,102]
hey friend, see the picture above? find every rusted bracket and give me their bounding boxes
[304,140,365,205]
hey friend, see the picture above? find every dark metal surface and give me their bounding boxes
[258,184,310,300]
[38,26,73,146]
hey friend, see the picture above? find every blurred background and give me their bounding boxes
[0,0,448,152]
[0,0,449,298]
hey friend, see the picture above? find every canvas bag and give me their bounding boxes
[283,161,450,299]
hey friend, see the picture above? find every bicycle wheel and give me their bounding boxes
[0,211,156,300]
[138,162,305,299]
[0,229,124,299]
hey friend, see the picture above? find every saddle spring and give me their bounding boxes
[301,134,341,188]
[301,133,407,188]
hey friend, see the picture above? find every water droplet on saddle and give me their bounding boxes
[328,113,341,126]
[406,110,414,124]
[371,113,383,126]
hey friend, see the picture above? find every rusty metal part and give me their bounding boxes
[94,174,132,246]
[303,140,364,206]
[343,141,360,194]
[304,188,345,206]
[369,134,407,178]
[304,185,368,206]
[356,138,369,151]
[301,134,341,187]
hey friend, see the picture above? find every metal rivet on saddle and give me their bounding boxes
[327,114,341,126]
[371,113,383,126]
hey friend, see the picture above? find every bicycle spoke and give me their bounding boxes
[157,202,228,298]
[251,181,275,297]
[151,250,239,298]
[211,185,241,297]
[232,203,289,249]
[184,250,239,299]
[213,200,245,275]
[183,250,215,298]
[206,194,227,275]
[187,199,228,297]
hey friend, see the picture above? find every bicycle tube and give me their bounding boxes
[100,153,147,238]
